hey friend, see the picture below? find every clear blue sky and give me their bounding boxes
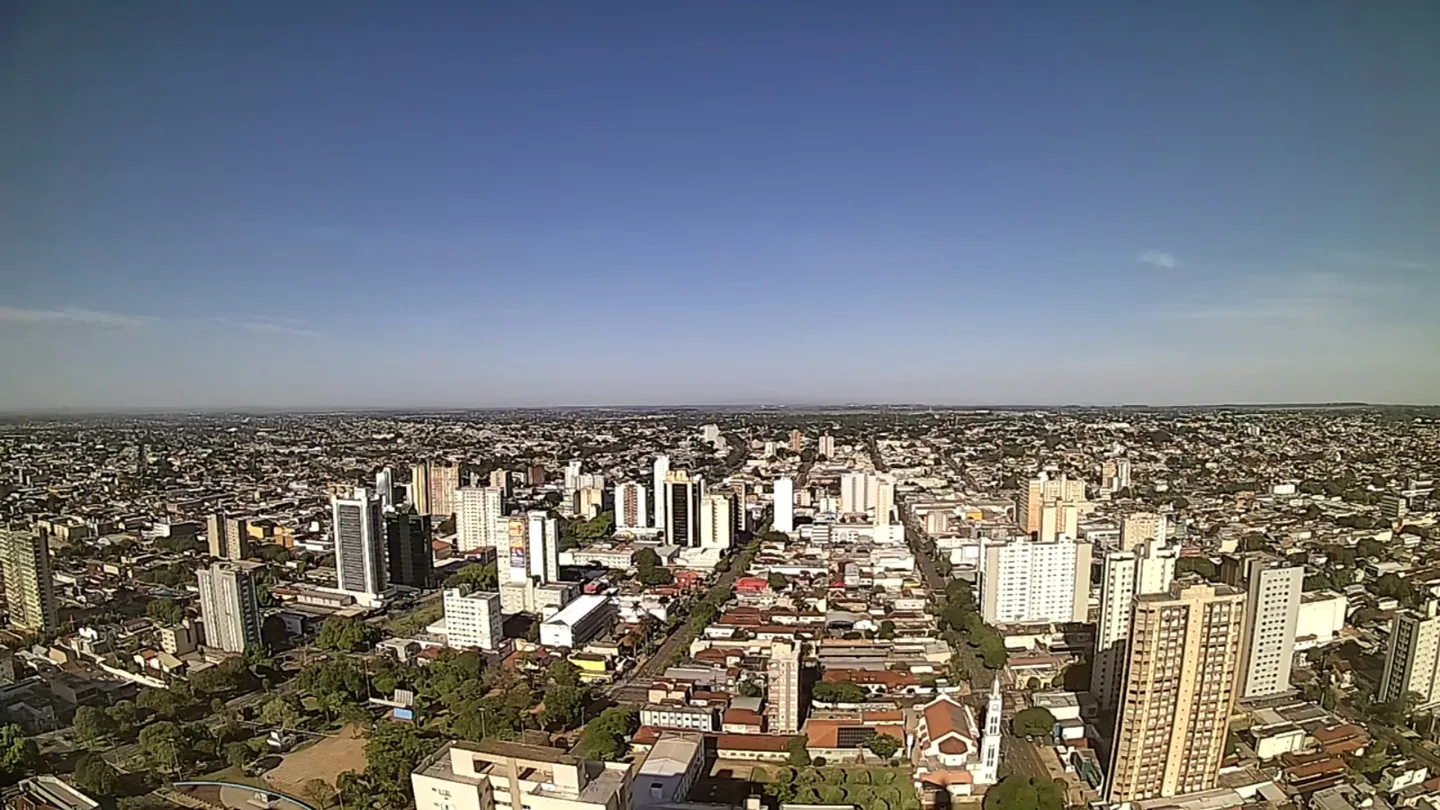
[3,1,1438,410]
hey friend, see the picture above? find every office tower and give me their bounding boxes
[196,561,262,653]
[1222,556,1302,699]
[574,487,604,520]
[1016,473,1087,536]
[1379,603,1440,706]
[788,430,804,452]
[769,640,802,734]
[818,434,835,459]
[375,467,396,510]
[652,455,670,531]
[207,513,251,561]
[1106,583,1246,804]
[664,470,703,547]
[773,477,795,533]
[980,535,1091,625]
[527,511,560,584]
[974,677,1003,785]
[455,486,505,553]
[614,482,647,530]
[874,475,895,529]
[443,588,503,651]
[409,463,431,514]
[527,465,548,487]
[839,473,878,514]
[332,487,387,599]
[385,506,433,588]
[1121,512,1167,551]
[1092,539,1178,710]
[700,493,734,550]
[0,530,58,632]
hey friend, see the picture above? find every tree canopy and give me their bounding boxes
[0,724,38,786]
[315,616,381,653]
[1013,707,1057,738]
[982,776,1064,810]
[813,681,867,704]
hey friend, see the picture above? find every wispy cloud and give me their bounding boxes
[0,305,158,328]
[1138,250,1178,270]
[214,318,322,338]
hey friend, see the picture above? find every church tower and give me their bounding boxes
[976,676,1003,785]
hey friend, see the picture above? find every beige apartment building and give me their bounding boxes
[207,513,251,560]
[1107,582,1246,805]
[1016,473,1086,539]
[1379,602,1440,707]
[1,529,59,632]
[411,740,631,810]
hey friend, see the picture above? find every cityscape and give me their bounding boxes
[0,408,1438,810]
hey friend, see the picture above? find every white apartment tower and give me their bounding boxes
[614,482,647,530]
[769,640,802,734]
[1235,557,1303,698]
[818,434,836,459]
[874,475,895,529]
[700,493,734,550]
[1091,539,1178,710]
[527,511,560,584]
[652,455,670,531]
[980,535,1092,625]
[443,588,503,651]
[1379,603,1440,707]
[197,561,263,653]
[839,472,879,515]
[332,487,388,600]
[773,477,795,533]
[375,467,396,510]
[455,486,505,553]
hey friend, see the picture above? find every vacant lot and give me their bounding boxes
[265,725,368,795]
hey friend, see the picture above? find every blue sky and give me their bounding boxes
[2,1,1438,410]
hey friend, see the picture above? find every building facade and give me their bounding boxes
[1092,540,1178,710]
[206,513,251,560]
[614,482,647,530]
[664,470,703,547]
[443,588,503,651]
[1231,556,1303,699]
[455,486,505,553]
[0,530,58,632]
[652,455,670,531]
[773,477,794,533]
[386,507,433,588]
[1379,603,1440,707]
[1016,473,1087,537]
[980,535,1092,625]
[333,487,388,601]
[196,561,263,653]
[769,640,802,734]
[700,493,733,550]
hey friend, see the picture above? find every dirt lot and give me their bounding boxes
[265,725,369,795]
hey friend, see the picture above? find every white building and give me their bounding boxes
[818,434,836,459]
[1236,557,1303,699]
[1295,590,1347,650]
[974,678,1003,785]
[411,740,632,810]
[700,493,733,550]
[652,455,670,531]
[701,424,721,443]
[332,487,387,603]
[539,594,613,648]
[455,486,505,553]
[1091,540,1178,709]
[768,640,802,734]
[196,561,262,653]
[772,477,794,534]
[375,467,396,510]
[442,588,503,652]
[980,535,1091,625]
[1379,603,1440,707]
[615,482,647,530]
[840,473,880,514]
[527,511,560,584]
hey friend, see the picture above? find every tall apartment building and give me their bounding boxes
[332,487,388,601]
[818,434,836,458]
[614,482,647,530]
[1016,473,1087,537]
[1091,540,1178,710]
[501,516,530,586]
[410,461,461,517]
[839,473,879,514]
[1106,583,1246,805]
[874,475,895,529]
[773,477,795,533]
[573,486,604,520]
[700,492,733,550]
[1121,513,1167,551]
[455,486,505,553]
[527,511,561,584]
[375,467,396,510]
[769,640,802,734]
[1222,555,1302,699]
[788,430,804,452]
[206,513,250,560]
[411,740,632,810]
[0,530,58,632]
[1379,603,1440,707]
[652,455,670,531]
[980,535,1092,625]
[385,507,433,588]
[664,470,703,547]
[442,588,503,651]
[409,462,431,515]
[196,561,262,653]
[1101,459,1132,493]
[488,468,510,497]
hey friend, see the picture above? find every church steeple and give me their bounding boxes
[976,676,1003,785]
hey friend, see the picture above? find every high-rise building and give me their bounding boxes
[980,535,1091,625]
[1092,540,1178,710]
[874,475,895,529]
[442,588,503,651]
[385,506,433,588]
[773,477,794,533]
[701,424,721,444]
[488,469,510,498]
[839,473,879,514]
[502,516,530,586]
[375,467,396,510]
[1106,583,1246,804]
[332,487,388,600]
[409,463,431,515]
[455,486,505,553]
[1121,512,1167,551]
[1379,603,1440,707]
[1101,459,1133,493]
[207,513,250,560]
[196,561,262,653]
[527,511,560,584]
[818,434,836,459]
[614,483,647,530]
[411,461,460,517]
[664,470,703,547]
[574,486,604,520]
[652,455,670,531]
[1016,473,1087,537]
[563,460,583,495]
[788,430,804,452]
[700,493,734,550]
[769,640,802,734]
[0,530,58,632]
[1224,555,1302,699]
[974,677,1003,785]
[527,465,548,487]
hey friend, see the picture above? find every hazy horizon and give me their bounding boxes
[3,2,1439,410]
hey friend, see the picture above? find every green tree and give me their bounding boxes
[107,700,139,739]
[813,681,867,704]
[0,724,38,786]
[1013,707,1057,739]
[260,695,304,729]
[72,753,121,797]
[363,722,443,808]
[737,680,763,698]
[767,572,789,590]
[136,687,187,720]
[877,620,897,640]
[786,735,810,767]
[1175,557,1219,581]
[224,741,252,770]
[443,562,498,590]
[73,705,116,745]
[1303,572,1335,592]
[139,721,185,773]
[864,734,902,760]
[576,707,638,760]
[540,684,587,730]
[315,616,381,653]
[982,776,1064,810]
[146,598,185,625]
[548,658,580,688]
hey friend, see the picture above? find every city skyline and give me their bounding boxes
[3,2,1439,410]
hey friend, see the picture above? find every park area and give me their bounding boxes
[264,725,369,800]
[738,764,922,810]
